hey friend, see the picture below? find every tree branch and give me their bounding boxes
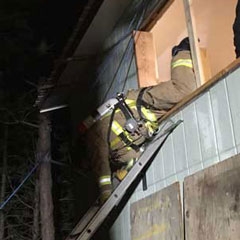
[0,120,39,128]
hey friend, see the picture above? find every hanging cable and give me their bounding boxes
[101,0,150,103]
[0,162,40,210]
[91,2,143,90]
[101,34,136,103]
[0,153,50,210]
[121,0,150,93]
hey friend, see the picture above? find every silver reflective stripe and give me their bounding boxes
[99,176,111,186]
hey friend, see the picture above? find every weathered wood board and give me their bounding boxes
[185,154,240,240]
[130,182,183,240]
[183,0,204,87]
[134,31,159,88]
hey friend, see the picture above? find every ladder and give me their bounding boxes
[66,120,182,240]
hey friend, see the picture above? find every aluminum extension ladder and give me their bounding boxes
[66,120,182,240]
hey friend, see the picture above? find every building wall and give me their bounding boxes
[192,0,237,77]
[70,0,168,133]
[151,0,188,82]
[81,0,240,238]
[151,0,237,83]
[109,66,240,240]
[93,0,169,104]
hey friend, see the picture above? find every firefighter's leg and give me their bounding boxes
[98,175,112,204]
[170,50,197,95]
[87,122,113,205]
[96,158,112,204]
[141,50,196,111]
[96,155,113,204]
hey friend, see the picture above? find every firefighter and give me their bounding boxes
[79,38,197,204]
[233,0,240,58]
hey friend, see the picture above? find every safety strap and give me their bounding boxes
[136,88,160,118]
[116,94,136,122]
[107,106,117,153]
[111,120,140,151]
[110,99,158,148]
[107,105,140,159]
[107,94,159,155]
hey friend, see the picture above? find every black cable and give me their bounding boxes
[101,34,136,103]
[121,0,150,93]
[101,0,149,103]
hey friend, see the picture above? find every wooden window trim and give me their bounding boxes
[134,31,159,87]
[141,0,175,32]
[134,0,240,121]
[135,0,205,88]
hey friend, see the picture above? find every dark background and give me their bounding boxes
[0,0,98,239]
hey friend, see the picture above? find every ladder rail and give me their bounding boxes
[67,204,100,240]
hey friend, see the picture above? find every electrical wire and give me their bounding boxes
[38,0,164,109]
[101,0,150,103]
[121,0,151,93]
[0,160,41,210]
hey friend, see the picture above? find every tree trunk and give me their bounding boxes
[0,125,8,240]
[38,113,55,240]
[32,173,40,240]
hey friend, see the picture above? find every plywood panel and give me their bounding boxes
[200,48,212,83]
[134,31,159,87]
[185,153,240,240]
[183,0,204,86]
[130,182,183,240]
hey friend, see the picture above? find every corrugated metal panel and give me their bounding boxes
[110,67,240,239]
[226,68,240,152]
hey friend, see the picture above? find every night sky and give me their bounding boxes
[0,0,88,91]
[0,1,92,239]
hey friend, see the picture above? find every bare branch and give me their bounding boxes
[24,80,38,88]
[0,120,18,125]
[20,121,39,129]
[0,119,39,128]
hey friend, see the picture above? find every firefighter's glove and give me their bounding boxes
[100,190,111,205]
[115,169,128,181]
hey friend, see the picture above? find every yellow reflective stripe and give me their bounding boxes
[126,99,135,105]
[111,120,124,135]
[100,181,111,186]
[172,59,193,69]
[99,176,111,186]
[120,99,158,134]
[110,137,121,148]
[99,175,111,180]
[141,107,157,122]
[127,99,157,122]
[126,158,135,170]
[111,120,132,151]
[145,121,156,136]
